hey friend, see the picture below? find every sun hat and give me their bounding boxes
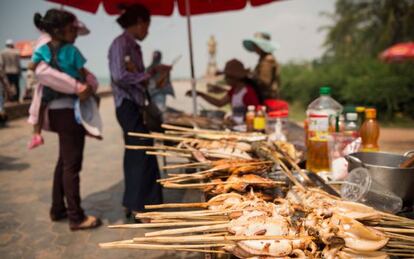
[74,19,90,36]
[223,59,249,79]
[243,32,279,54]
[74,97,103,138]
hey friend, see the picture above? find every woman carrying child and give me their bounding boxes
[28,9,101,230]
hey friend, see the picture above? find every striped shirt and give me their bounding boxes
[108,31,150,107]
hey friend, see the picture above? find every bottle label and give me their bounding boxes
[253,117,266,130]
[308,114,329,132]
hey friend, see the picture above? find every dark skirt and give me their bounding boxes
[115,99,163,211]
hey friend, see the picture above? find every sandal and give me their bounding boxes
[28,134,44,150]
[70,215,102,231]
[131,211,151,223]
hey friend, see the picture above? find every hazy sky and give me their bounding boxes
[0,0,335,79]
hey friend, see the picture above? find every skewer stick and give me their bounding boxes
[385,232,414,242]
[145,223,229,237]
[136,209,240,218]
[386,244,414,249]
[272,144,311,183]
[162,124,265,139]
[109,220,228,229]
[126,145,192,153]
[133,235,313,243]
[277,157,306,191]
[387,253,414,257]
[100,241,228,252]
[141,215,229,221]
[128,132,193,142]
[375,227,414,234]
[145,202,209,209]
[162,180,286,189]
[146,151,192,158]
[161,162,211,170]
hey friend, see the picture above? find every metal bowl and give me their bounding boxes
[346,151,414,204]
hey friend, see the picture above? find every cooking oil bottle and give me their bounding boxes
[245,105,255,132]
[360,108,380,152]
[306,86,343,173]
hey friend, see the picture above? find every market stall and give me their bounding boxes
[98,124,414,258]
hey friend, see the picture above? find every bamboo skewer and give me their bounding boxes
[375,226,414,234]
[146,151,192,158]
[161,161,211,170]
[162,124,265,139]
[133,235,313,243]
[128,132,192,142]
[272,144,311,183]
[162,180,286,189]
[385,232,414,242]
[146,202,209,209]
[145,223,230,237]
[126,145,192,153]
[276,157,306,191]
[109,220,229,229]
[136,209,240,218]
[100,241,228,252]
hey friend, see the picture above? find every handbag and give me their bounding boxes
[143,88,164,133]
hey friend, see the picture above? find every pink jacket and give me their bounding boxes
[28,61,98,130]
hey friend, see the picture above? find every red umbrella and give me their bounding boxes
[46,0,282,114]
[48,0,278,15]
[14,40,36,58]
[380,42,414,62]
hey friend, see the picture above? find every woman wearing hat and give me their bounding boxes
[186,59,259,124]
[243,32,281,101]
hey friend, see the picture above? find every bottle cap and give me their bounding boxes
[256,105,266,112]
[356,106,365,113]
[320,86,331,95]
[268,110,289,118]
[365,108,376,119]
[247,105,255,111]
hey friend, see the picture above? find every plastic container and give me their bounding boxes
[327,132,359,180]
[360,108,380,152]
[306,86,343,173]
[340,167,402,213]
[266,110,288,142]
[245,105,255,132]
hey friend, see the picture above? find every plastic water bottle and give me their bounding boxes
[306,86,343,173]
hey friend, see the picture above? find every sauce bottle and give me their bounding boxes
[245,105,255,132]
[253,106,266,133]
[360,108,380,152]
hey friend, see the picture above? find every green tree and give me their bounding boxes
[323,0,414,58]
[281,0,414,121]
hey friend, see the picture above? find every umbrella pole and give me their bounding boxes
[185,0,198,116]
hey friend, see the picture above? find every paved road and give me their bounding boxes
[0,96,204,259]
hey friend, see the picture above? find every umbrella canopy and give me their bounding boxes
[14,40,36,58]
[380,42,414,62]
[46,0,281,115]
[47,0,278,15]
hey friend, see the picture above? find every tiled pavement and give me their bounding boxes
[0,96,204,259]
